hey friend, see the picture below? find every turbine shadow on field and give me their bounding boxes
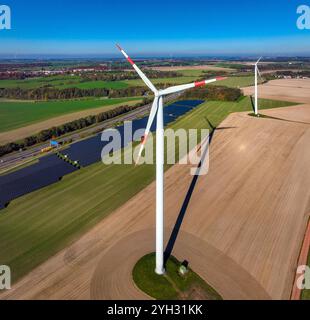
[248,98,310,126]
[255,113,310,126]
[204,117,236,143]
[164,119,235,265]
[250,95,255,113]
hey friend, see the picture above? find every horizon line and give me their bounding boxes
[1,53,310,60]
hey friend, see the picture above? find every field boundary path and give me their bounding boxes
[291,220,310,300]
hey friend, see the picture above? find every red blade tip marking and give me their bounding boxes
[127,57,135,66]
[141,134,148,144]
[194,80,206,87]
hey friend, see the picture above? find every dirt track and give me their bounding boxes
[1,79,310,300]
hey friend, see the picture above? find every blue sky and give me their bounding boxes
[0,0,310,57]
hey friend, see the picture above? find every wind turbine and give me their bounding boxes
[117,45,227,275]
[254,57,263,116]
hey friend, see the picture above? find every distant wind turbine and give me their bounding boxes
[117,44,227,275]
[254,57,263,116]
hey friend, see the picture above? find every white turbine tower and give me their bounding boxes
[254,57,263,116]
[117,45,226,275]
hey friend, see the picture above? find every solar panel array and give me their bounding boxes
[65,100,203,166]
[173,100,204,107]
[0,100,204,209]
[0,154,78,208]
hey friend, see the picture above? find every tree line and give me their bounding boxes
[1,85,241,101]
[180,85,243,101]
[81,70,180,81]
[275,70,310,77]
[0,62,50,72]
[0,86,151,100]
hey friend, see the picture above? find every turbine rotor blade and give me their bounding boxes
[135,97,159,165]
[116,44,157,93]
[160,76,227,96]
[256,66,264,82]
[255,57,262,65]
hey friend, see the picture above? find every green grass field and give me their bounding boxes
[0,97,141,132]
[175,69,206,77]
[56,80,128,90]
[127,75,258,89]
[125,76,199,87]
[0,97,294,282]
[0,74,195,90]
[0,75,82,89]
[209,76,259,88]
[0,75,129,90]
[133,253,222,300]
[1,74,197,90]
[175,68,234,78]
[215,63,247,70]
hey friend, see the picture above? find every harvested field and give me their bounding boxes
[243,79,310,104]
